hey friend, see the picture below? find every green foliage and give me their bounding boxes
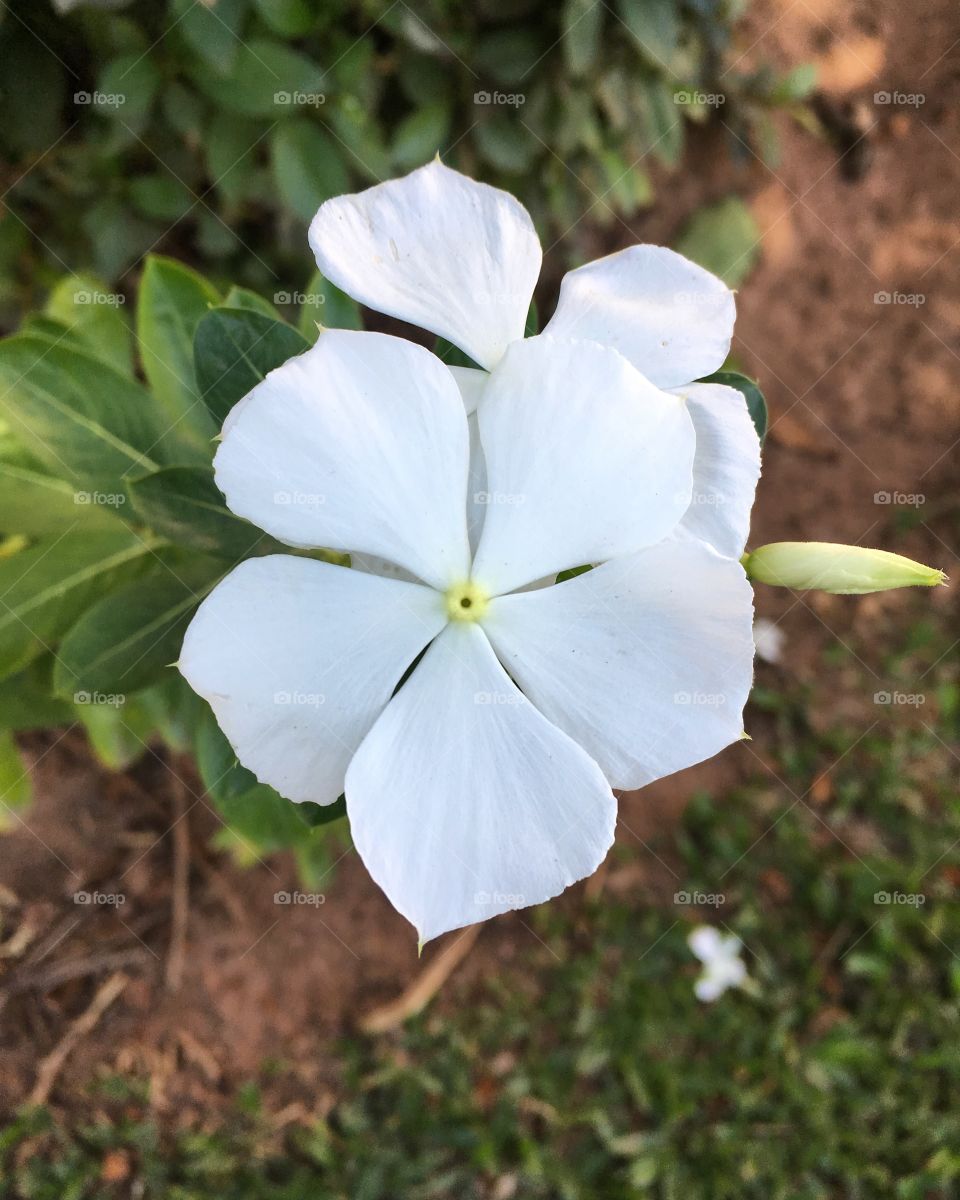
[0,255,356,864]
[0,0,808,317]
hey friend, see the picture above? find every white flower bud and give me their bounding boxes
[743,542,947,594]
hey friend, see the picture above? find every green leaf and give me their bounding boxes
[297,797,347,828]
[616,0,681,73]
[0,730,31,819]
[0,460,124,537]
[473,30,544,86]
[172,0,248,75]
[195,702,257,802]
[675,197,761,288]
[75,697,156,772]
[223,287,281,319]
[128,465,270,559]
[474,115,538,173]
[194,40,325,117]
[53,557,224,698]
[0,659,73,732]
[391,103,451,171]
[0,529,156,680]
[297,270,362,340]
[770,62,818,103]
[270,120,350,221]
[562,0,605,76]
[97,53,161,122]
[701,370,768,443]
[128,173,195,222]
[252,0,313,37]
[215,784,320,852]
[137,256,220,447]
[205,112,264,209]
[194,307,310,427]
[0,335,190,497]
[45,274,133,376]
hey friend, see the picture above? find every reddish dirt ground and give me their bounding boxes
[1,0,957,1125]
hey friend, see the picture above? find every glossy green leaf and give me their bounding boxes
[45,273,133,376]
[128,465,270,559]
[0,529,156,680]
[702,370,768,443]
[270,120,350,220]
[194,307,310,427]
[53,557,224,698]
[0,335,190,497]
[75,697,156,772]
[137,255,220,447]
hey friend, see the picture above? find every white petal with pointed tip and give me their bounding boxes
[482,540,755,790]
[214,329,471,591]
[544,245,735,389]
[309,161,541,370]
[179,556,446,806]
[345,622,617,942]
[470,336,696,595]
[671,382,761,559]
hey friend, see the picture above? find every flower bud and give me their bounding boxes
[742,542,947,594]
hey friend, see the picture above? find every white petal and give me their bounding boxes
[694,972,727,1002]
[482,540,755,790]
[309,161,541,370]
[471,336,696,595]
[466,411,486,555]
[670,382,761,559]
[543,245,735,389]
[179,556,446,806]
[688,925,724,963]
[214,329,471,591]
[345,622,616,942]
[449,365,488,415]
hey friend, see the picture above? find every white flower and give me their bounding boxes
[179,164,759,944]
[688,926,748,1001]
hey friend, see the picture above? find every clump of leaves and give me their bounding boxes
[0,0,814,319]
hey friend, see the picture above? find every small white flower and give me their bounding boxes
[753,617,785,664]
[688,926,748,1001]
[179,163,760,943]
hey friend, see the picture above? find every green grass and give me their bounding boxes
[3,615,959,1199]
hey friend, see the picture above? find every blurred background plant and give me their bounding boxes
[0,0,815,322]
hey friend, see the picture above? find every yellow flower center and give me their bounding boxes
[444,579,490,622]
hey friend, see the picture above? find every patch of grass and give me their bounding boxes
[3,616,959,1199]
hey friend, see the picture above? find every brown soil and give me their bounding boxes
[1,0,958,1126]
